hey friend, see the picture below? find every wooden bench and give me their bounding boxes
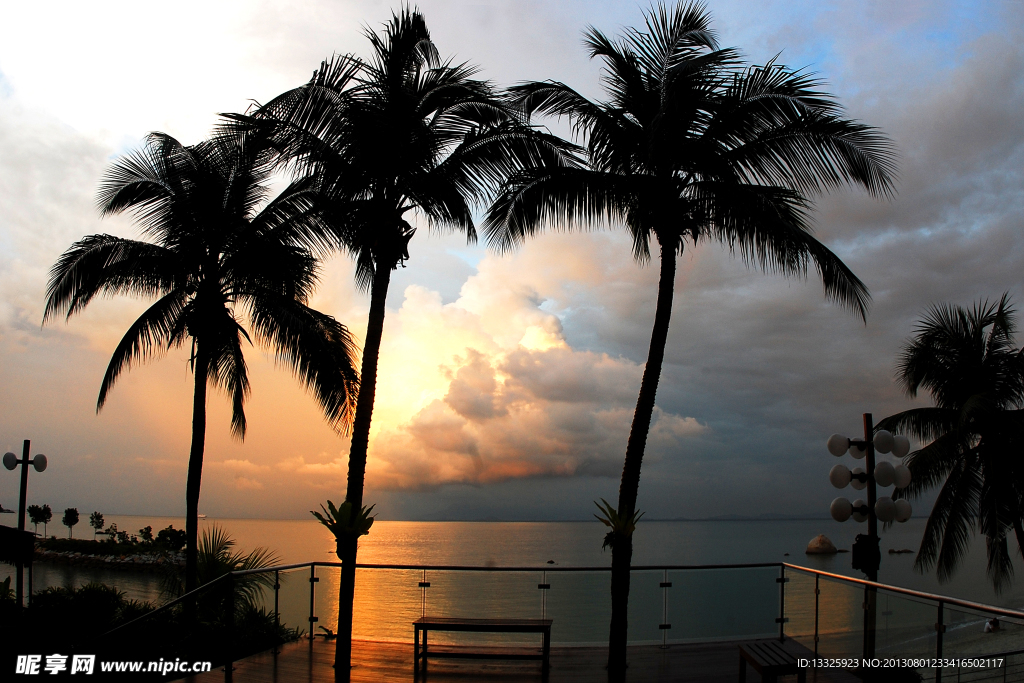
[413,617,552,674]
[738,639,806,683]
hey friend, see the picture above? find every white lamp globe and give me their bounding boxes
[875,496,896,522]
[852,499,868,523]
[892,435,911,459]
[830,497,853,522]
[874,430,894,454]
[894,499,913,523]
[893,465,912,490]
[850,467,867,490]
[829,464,852,488]
[2,452,16,471]
[827,434,849,457]
[849,444,867,459]
[32,454,46,472]
[874,461,896,488]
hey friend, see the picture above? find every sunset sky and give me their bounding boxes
[1,0,1022,521]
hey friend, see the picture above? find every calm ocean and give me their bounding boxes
[5,516,1018,652]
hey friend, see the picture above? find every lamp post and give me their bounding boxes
[826,414,912,659]
[4,440,47,608]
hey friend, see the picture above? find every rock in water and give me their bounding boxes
[806,534,838,554]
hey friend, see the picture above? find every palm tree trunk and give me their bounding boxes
[335,263,393,678]
[608,243,676,680]
[185,346,209,596]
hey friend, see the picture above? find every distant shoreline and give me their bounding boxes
[80,514,929,523]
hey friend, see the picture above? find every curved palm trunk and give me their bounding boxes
[335,263,392,678]
[608,244,676,681]
[185,347,209,596]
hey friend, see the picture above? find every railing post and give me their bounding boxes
[776,565,789,641]
[225,574,235,682]
[273,569,280,655]
[309,565,319,649]
[814,574,820,657]
[659,569,672,649]
[538,570,549,621]
[935,600,945,683]
[419,569,430,619]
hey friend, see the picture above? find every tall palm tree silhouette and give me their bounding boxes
[235,8,568,674]
[44,130,360,593]
[484,3,896,675]
[878,295,1024,590]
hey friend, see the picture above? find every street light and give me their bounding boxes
[827,430,912,528]
[4,439,47,607]
[825,414,913,660]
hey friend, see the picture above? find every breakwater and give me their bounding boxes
[33,548,184,573]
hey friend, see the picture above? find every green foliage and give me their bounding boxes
[89,511,104,539]
[138,525,154,542]
[0,576,12,603]
[40,523,186,556]
[0,582,300,678]
[62,507,79,538]
[27,504,45,533]
[162,525,279,609]
[311,500,375,540]
[156,524,186,551]
[31,583,152,634]
[594,499,644,549]
[27,504,52,535]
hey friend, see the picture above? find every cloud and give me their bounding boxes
[362,252,706,490]
[1,1,1023,522]
[233,477,265,491]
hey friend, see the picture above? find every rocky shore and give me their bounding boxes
[34,548,185,573]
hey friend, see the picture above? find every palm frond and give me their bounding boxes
[43,236,179,322]
[245,295,360,432]
[97,291,189,409]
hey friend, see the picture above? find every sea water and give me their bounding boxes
[5,516,1019,652]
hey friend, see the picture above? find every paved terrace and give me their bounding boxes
[181,637,859,683]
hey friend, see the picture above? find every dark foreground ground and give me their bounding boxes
[180,637,860,683]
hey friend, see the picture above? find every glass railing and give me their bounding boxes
[253,562,782,647]
[94,559,1024,682]
[782,564,1024,681]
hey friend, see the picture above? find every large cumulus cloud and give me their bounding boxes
[364,253,707,490]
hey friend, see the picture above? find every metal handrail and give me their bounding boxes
[230,560,784,576]
[238,560,1024,620]
[783,564,1024,620]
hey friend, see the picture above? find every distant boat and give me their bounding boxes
[198,514,207,519]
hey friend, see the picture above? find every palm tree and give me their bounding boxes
[90,511,104,540]
[233,8,569,674]
[43,130,360,594]
[484,3,896,675]
[877,295,1024,590]
[163,524,280,612]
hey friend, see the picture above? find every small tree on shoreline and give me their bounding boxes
[27,505,45,535]
[62,508,79,539]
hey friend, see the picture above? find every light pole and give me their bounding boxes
[4,440,47,607]
[826,414,912,659]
